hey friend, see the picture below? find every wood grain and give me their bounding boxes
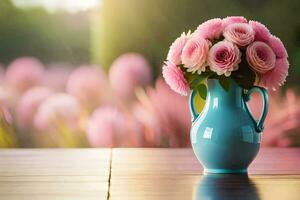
[110,175,300,200]
[109,148,300,200]
[110,148,300,175]
[0,149,111,200]
[0,148,300,200]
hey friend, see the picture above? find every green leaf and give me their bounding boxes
[184,71,210,90]
[196,83,207,100]
[185,73,198,84]
[209,73,219,79]
[231,53,256,89]
[219,76,231,91]
[189,75,206,89]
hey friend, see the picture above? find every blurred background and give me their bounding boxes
[0,0,299,148]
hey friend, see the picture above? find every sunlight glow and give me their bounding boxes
[12,0,101,13]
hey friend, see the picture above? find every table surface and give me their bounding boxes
[0,148,300,200]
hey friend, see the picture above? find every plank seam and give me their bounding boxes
[107,148,112,200]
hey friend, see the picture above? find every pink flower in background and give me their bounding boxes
[87,106,127,147]
[181,37,210,73]
[268,35,288,59]
[249,20,271,42]
[134,79,191,147]
[5,57,44,93]
[43,64,73,91]
[162,61,190,96]
[246,41,276,73]
[222,16,247,27]
[248,89,300,147]
[16,87,53,127]
[167,31,190,65]
[261,58,289,90]
[0,104,13,125]
[0,86,18,109]
[109,53,152,99]
[131,102,161,147]
[223,23,255,46]
[195,18,223,40]
[208,41,241,76]
[34,93,81,130]
[66,65,107,109]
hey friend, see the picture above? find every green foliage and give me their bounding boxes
[196,83,207,100]
[184,70,212,100]
[185,72,205,88]
[219,76,231,91]
[183,61,255,100]
[231,53,256,89]
[0,0,90,65]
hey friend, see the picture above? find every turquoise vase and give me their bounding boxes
[189,79,268,174]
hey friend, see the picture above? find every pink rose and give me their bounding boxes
[167,32,190,65]
[249,20,271,42]
[268,35,288,59]
[223,23,255,46]
[222,16,247,27]
[260,58,289,90]
[246,41,276,73]
[162,61,190,96]
[208,41,241,76]
[181,37,210,74]
[194,18,223,40]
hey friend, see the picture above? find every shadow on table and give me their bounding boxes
[194,174,260,200]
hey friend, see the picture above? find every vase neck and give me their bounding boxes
[207,79,243,107]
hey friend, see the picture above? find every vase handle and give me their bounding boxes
[189,90,199,122]
[242,86,269,132]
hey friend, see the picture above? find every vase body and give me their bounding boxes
[189,79,268,174]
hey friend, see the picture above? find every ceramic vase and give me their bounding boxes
[189,79,268,174]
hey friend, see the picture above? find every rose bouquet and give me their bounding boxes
[163,16,289,99]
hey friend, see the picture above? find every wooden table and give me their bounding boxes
[0,148,299,200]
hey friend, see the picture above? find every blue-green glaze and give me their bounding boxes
[189,79,268,174]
